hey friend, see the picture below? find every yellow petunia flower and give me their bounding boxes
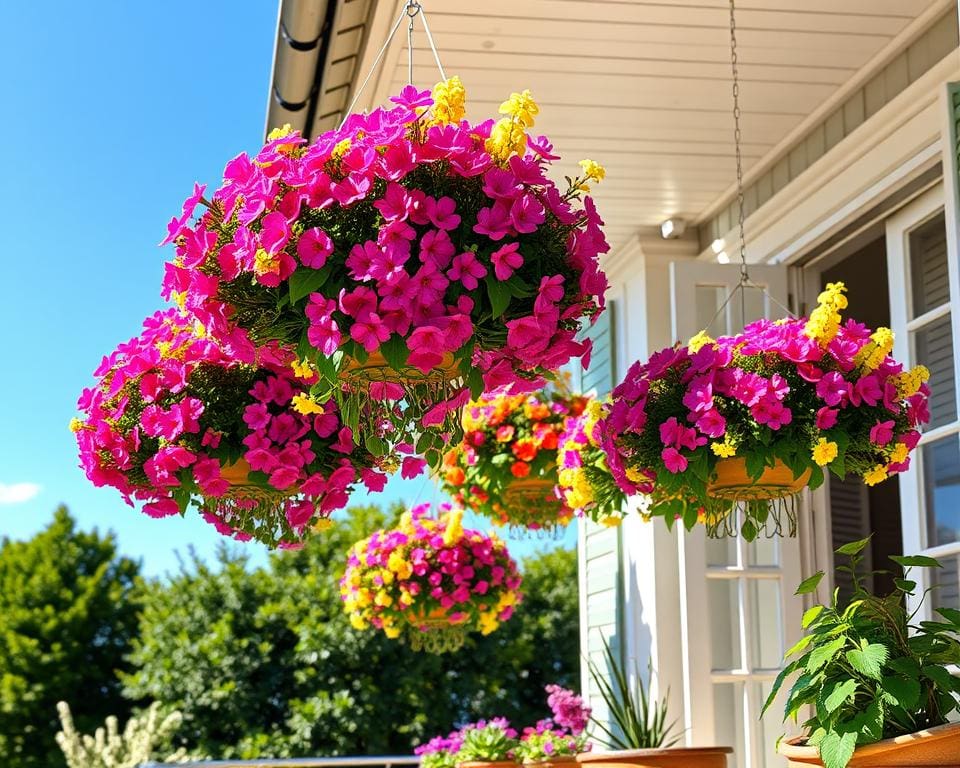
[863,464,889,486]
[291,358,314,379]
[442,507,464,547]
[889,442,909,465]
[499,89,539,128]
[711,440,737,458]
[812,438,838,467]
[688,330,715,353]
[291,393,325,416]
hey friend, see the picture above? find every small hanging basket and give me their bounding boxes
[707,457,811,501]
[501,477,569,540]
[405,607,470,653]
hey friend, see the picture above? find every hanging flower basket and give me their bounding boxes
[73,309,388,547]
[340,504,522,653]
[439,388,587,537]
[160,76,609,468]
[555,401,629,527]
[600,282,931,540]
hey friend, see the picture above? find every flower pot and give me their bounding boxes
[525,757,577,768]
[576,747,732,768]
[458,762,518,768]
[708,457,811,501]
[343,350,461,386]
[503,477,559,508]
[778,721,960,766]
[218,458,292,503]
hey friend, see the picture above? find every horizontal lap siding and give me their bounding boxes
[579,303,623,730]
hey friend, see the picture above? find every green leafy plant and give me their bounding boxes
[764,536,960,768]
[456,721,520,763]
[587,638,678,750]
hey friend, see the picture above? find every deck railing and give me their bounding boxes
[142,756,422,768]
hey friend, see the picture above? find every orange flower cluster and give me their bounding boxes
[438,388,589,533]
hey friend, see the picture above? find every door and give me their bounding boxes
[670,261,803,768]
[887,184,960,616]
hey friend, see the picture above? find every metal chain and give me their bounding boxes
[729,0,747,284]
[407,1,420,85]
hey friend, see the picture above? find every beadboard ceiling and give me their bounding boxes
[335,0,950,251]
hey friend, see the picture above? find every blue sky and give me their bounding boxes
[0,2,574,577]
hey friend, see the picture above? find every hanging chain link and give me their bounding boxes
[729,0,747,283]
[407,0,420,85]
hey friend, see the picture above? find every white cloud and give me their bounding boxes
[0,483,41,505]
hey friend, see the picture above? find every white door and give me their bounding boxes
[670,261,803,768]
[887,184,960,615]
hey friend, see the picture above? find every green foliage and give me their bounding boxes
[587,638,678,750]
[457,723,519,763]
[124,504,580,758]
[764,537,960,768]
[0,507,141,768]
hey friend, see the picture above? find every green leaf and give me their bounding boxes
[893,578,917,594]
[819,730,857,768]
[845,641,888,681]
[836,537,871,556]
[485,276,513,318]
[822,679,858,713]
[880,675,920,711]
[289,265,331,304]
[796,572,825,596]
[741,518,758,542]
[808,636,846,672]
[936,607,960,627]
[890,554,942,569]
[802,605,824,628]
[378,334,409,371]
[467,367,485,399]
[785,633,814,658]
[922,664,957,691]
[744,450,768,481]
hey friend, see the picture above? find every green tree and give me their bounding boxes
[125,505,580,758]
[0,507,141,768]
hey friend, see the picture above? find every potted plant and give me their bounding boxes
[555,400,628,527]
[764,537,960,768]
[515,685,592,768]
[417,730,465,768]
[439,385,589,537]
[73,309,387,547]
[456,720,521,768]
[160,77,610,467]
[600,282,930,539]
[339,504,522,652]
[577,640,732,768]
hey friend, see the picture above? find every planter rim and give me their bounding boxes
[457,761,519,768]
[779,720,960,759]
[576,747,733,762]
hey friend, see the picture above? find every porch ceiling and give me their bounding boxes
[272,0,947,252]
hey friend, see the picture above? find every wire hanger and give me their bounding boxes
[339,0,447,129]
[704,0,795,335]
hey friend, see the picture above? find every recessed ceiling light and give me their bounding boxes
[660,218,687,239]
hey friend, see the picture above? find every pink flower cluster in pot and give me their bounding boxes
[340,503,522,651]
[600,283,930,539]
[73,309,390,547]
[160,77,609,468]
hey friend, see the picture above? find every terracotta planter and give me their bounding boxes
[779,722,960,766]
[343,350,460,385]
[218,458,292,503]
[576,747,732,768]
[458,761,518,768]
[708,457,811,501]
[525,757,576,768]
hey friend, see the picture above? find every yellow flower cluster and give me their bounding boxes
[804,282,848,346]
[486,89,539,162]
[688,330,715,353]
[711,438,737,458]
[811,438,838,467]
[854,327,895,372]
[430,76,466,125]
[558,400,606,510]
[892,365,930,398]
[863,464,888,486]
[291,393,324,416]
[575,159,607,193]
[291,358,314,379]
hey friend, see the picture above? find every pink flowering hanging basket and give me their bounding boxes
[160,76,609,470]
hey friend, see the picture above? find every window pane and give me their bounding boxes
[706,536,737,567]
[909,211,949,318]
[749,580,783,669]
[747,535,780,567]
[707,579,741,670]
[912,313,957,430]
[932,551,960,611]
[756,681,784,768]
[712,683,747,763]
[922,436,960,548]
